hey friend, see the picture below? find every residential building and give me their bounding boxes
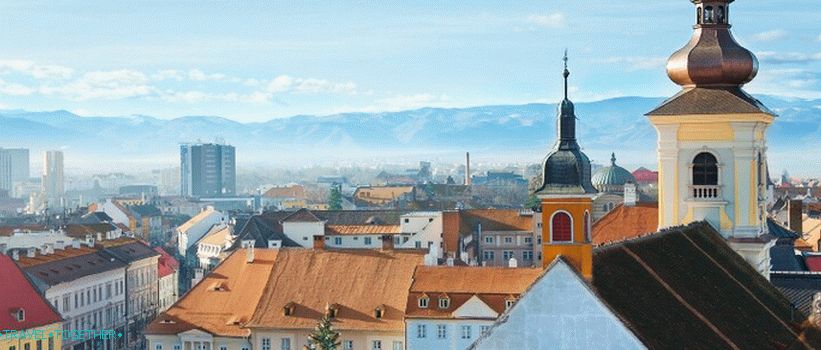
[195,224,233,270]
[42,151,64,207]
[17,244,128,350]
[353,186,414,207]
[176,206,229,257]
[127,204,164,241]
[154,247,179,312]
[97,238,160,349]
[458,209,535,267]
[591,153,639,221]
[0,254,63,350]
[0,148,29,195]
[405,266,542,350]
[180,143,236,198]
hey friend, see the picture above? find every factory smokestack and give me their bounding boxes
[465,152,471,186]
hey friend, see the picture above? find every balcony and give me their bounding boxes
[690,185,722,200]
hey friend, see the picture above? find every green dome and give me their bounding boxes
[592,153,636,193]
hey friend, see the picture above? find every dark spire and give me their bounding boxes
[563,49,570,99]
[557,50,576,147]
[611,153,616,165]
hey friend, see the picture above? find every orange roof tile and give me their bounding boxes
[459,209,532,233]
[247,249,424,332]
[592,203,659,245]
[441,211,461,256]
[15,246,99,267]
[263,185,306,199]
[198,225,233,246]
[325,224,401,235]
[798,215,821,252]
[146,249,279,337]
[0,225,49,236]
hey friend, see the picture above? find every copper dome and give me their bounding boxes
[666,0,758,87]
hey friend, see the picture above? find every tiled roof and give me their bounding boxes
[246,249,424,332]
[263,185,306,199]
[19,247,128,287]
[458,209,532,235]
[770,272,821,317]
[198,225,233,246]
[146,249,279,337]
[406,266,542,319]
[646,87,774,116]
[592,203,659,245]
[768,218,801,240]
[100,239,159,264]
[797,215,821,252]
[314,210,406,225]
[591,222,816,349]
[155,247,179,278]
[63,223,118,238]
[128,204,162,217]
[230,211,299,249]
[441,211,461,257]
[324,224,401,235]
[281,208,322,222]
[0,225,49,236]
[0,255,63,330]
[804,255,821,272]
[354,186,414,202]
[176,208,221,234]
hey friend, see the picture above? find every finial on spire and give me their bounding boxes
[611,153,616,165]
[562,49,570,99]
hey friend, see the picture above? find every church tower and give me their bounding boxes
[535,53,596,279]
[646,0,774,276]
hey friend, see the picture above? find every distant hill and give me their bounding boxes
[1,95,818,174]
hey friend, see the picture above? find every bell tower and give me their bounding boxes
[535,52,596,279]
[646,0,774,277]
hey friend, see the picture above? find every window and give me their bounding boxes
[392,341,403,350]
[482,251,495,262]
[404,218,410,223]
[418,296,429,308]
[364,237,373,245]
[481,326,490,336]
[461,325,472,339]
[523,251,533,260]
[503,237,513,244]
[417,324,427,338]
[584,211,591,242]
[502,251,514,261]
[173,344,181,350]
[15,309,24,322]
[484,236,493,244]
[155,345,163,350]
[220,347,227,350]
[24,344,30,350]
[261,337,271,350]
[74,293,78,309]
[414,241,421,249]
[537,222,542,229]
[240,347,247,350]
[48,337,53,350]
[371,340,382,350]
[524,237,532,244]
[692,152,718,186]
[703,5,714,24]
[551,212,572,242]
[438,297,450,309]
[62,295,70,312]
[36,340,42,350]
[437,324,447,339]
[505,299,516,310]
[344,340,353,350]
[281,338,291,350]
[334,237,342,245]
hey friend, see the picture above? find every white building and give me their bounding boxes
[176,206,229,256]
[195,224,234,270]
[155,247,180,312]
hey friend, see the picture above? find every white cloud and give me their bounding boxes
[151,69,185,81]
[0,59,74,80]
[757,51,821,64]
[0,78,36,96]
[188,69,227,81]
[817,34,821,42]
[265,75,356,95]
[526,13,566,29]
[40,69,153,101]
[752,30,787,42]
[368,93,451,112]
[746,68,821,99]
[595,56,667,71]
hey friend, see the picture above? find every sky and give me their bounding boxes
[0,1,819,122]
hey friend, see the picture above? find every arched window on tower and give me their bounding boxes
[551,212,572,243]
[692,153,718,186]
[703,6,714,24]
[584,211,591,242]
[696,6,702,24]
[716,6,726,24]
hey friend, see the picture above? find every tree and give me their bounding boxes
[525,194,540,210]
[305,314,340,350]
[328,183,342,210]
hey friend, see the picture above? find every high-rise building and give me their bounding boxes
[180,143,236,198]
[0,148,30,193]
[42,150,64,200]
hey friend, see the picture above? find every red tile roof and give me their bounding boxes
[155,247,179,278]
[0,255,63,330]
[805,256,821,272]
[592,203,659,245]
[324,224,401,235]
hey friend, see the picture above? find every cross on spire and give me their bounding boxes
[563,49,570,100]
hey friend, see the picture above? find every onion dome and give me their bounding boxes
[592,153,637,193]
[535,52,596,196]
[666,0,758,87]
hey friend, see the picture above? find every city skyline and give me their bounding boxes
[0,1,819,122]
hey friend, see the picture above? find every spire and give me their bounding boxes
[563,49,570,100]
[557,50,576,146]
[611,153,616,166]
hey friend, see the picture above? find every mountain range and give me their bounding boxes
[0,95,818,175]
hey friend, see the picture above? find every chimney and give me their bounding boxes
[55,241,65,250]
[246,245,255,264]
[313,235,325,250]
[26,248,36,258]
[624,182,638,207]
[788,200,803,234]
[381,234,394,250]
[97,232,103,241]
[446,258,454,266]
[465,152,471,186]
[508,257,518,268]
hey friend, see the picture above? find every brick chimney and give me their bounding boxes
[313,235,325,250]
[381,234,394,250]
[788,200,803,234]
[246,245,255,264]
[624,182,638,207]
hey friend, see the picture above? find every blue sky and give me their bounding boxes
[0,1,819,122]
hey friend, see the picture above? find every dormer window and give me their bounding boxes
[325,303,340,319]
[438,297,450,309]
[14,308,24,322]
[283,302,295,316]
[504,296,517,310]
[418,296,429,309]
[374,305,385,319]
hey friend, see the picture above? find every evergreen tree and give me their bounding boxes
[525,193,540,210]
[305,314,340,350]
[328,183,343,210]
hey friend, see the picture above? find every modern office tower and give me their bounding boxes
[42,150,64,200]
[0,148,30,193]
[180,143,236,198]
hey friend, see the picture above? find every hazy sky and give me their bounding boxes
[0,1,819,122]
